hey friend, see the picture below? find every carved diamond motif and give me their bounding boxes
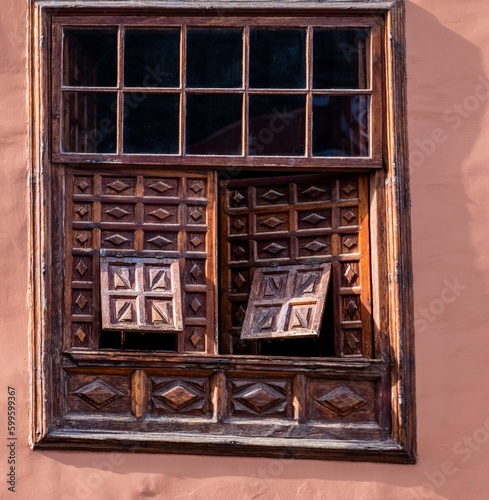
[235,384,285,414]
[263,243,286,255]
[105,206,130,219]
[346,331,360,351]
[190,236,202,248]
[260,190,285,202]
[75,260,88,277]
[342,184,356,196]
[75,294,88,310]
[258,310,276,330]
[232,191,245,203]
[233,245,246,257]
[343,210,356,223]
[290,308,311,328]
[155,383,200,411]
[76,206,88,218]
[75,328,86,343]
[190,264,203,281]
[301,186,326,198]
[115,300,133,322]
[77,180,90,192]
[107,180,130,193]
[76,232,89,244]
[236,305,246,324]
[189,330,202,348]
[317,386,366,417]
[105,234,130,246]
[343,237,357,250]
[152,302,170,324]
[74,379,123,409]
[344,265,358,285]
[149,208,171,220]
[233,219,246,231]
[189,209,203,221]
[147,236,172,247]
[190,298,202,313]
[148,269,168,290]
[345,299,359,318]
[149,181,173,193]
[302,213,326,225]
[304,240,327,253]
[189,181,204,194]
[234,273,246,290]
[260,217,285,229]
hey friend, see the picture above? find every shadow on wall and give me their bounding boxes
[36,3,487,500]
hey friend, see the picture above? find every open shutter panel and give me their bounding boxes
[100,255,183,332]
[241,263,331,340]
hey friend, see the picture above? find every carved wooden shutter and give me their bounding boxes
[241,263,331,340]
[66,169,216,353]
[100,256,183,331]
[220,173,372,357]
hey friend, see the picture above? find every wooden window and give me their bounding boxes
[31,0,416,463]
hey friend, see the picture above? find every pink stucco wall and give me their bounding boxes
[1,0,489,498]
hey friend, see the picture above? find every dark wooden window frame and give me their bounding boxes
[29,0,416,463]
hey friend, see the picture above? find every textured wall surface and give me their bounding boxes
[1,0,489,498]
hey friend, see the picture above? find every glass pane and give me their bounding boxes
[123,93,180,154]
[63,29,118,87]
[313,29,369,89]
[249,29,306,89]
[312,95,370,157]
[186,94,242,155]
[62,92,117,153]
[124,30,180,88]
[249,95,306,156]
[187,29,243,88]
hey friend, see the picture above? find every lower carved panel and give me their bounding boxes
[307,378,377,423]
[66,373,132,414]
[151,376,212,417]
[228,378,293,419]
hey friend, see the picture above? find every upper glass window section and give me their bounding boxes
[58,22,376,162]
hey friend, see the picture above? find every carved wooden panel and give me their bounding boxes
[66,373,132,415]
[220,173,372,357]
[100,256,183,332]
[66,169,215,353]
[241,263,331,340]
[228,378,293,419]
[307,378,377,423]
[151,376,212,417]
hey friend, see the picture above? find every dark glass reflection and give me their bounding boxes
[63,29,118,87]
[124,30,180,88]
[186,94,242,155]
[62,92,117,153]
[123,93,180,154]
[249,95,306,156]
[187,29,243,88]
[312,95,370,157]
[249,29,306,89]
[313,29,369,89]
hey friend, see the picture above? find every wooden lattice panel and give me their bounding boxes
[66,169,216,353]
[220,173,372,357]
